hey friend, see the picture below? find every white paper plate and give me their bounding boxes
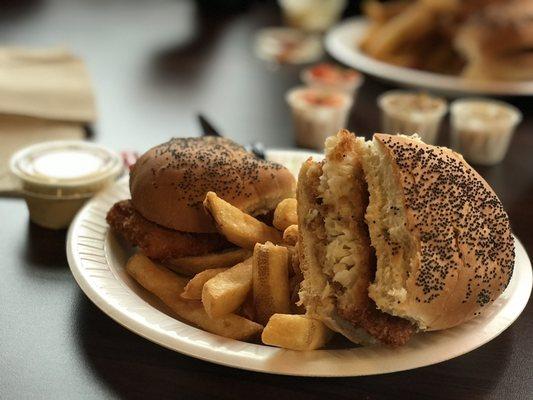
[67,149,532,377]
[325,17,533,97]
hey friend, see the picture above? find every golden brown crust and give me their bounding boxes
[374,133,514,330]
[337,300,414,347]
[130,137,295,233]
[106,200,231,260]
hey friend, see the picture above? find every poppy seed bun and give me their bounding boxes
[130,137,296,233]
[358,134,514,331]
[297,131,514,345]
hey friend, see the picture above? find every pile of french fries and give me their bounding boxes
[359,0,470,75]
[125,192,331,351]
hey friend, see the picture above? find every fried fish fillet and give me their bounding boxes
[298,131,415,347]
[106,200,231,260]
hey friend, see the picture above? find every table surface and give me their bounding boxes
[1,1,532,399]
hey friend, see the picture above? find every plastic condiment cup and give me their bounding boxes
[378,90,448,145]
[278,0,347,32]
[450,98,522,166]
[286,86,353,150]
[254,27,323,65]
[10,140,123,229]
[300,63,364,98]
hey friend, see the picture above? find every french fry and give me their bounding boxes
[421,0,460,12]
[273,198,297,231]
[126,253,262,341]
[181,268,227,300]
[203,192,282,249]
[282,224,299,246]
[166,248,252,276]
[252,242,291,325]
[359,22,386,53]
[262,314,332,351]
[364,3,435,60]
[202,257,253,318]
[239,292,256,322]
[284,244,301,277]
[363,0,412,23]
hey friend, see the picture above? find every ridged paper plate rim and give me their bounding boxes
[67,149,532,377]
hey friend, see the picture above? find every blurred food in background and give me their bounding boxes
[455,0,533,81]
[359,0,533,81]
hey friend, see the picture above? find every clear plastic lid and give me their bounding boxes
[10,140,123,197]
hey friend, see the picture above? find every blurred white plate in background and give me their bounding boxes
[325,17,533,97]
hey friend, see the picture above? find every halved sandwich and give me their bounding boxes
[297,130,514,346]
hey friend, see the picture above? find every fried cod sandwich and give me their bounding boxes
[297,130,514,346]
[107,136,295,263]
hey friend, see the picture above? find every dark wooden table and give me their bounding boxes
[1,1,532,399]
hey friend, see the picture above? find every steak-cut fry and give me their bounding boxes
[282,225,299,246]
[262,314,332,351]
[202,257,253,318]
[203,192,282,249]
[166,248,252,276]
[273,198,297,231]
[239,292,256,322]
[287,245,301,277]
[252,242,291,325]
[126,253,262,341]
[181,268,227,300]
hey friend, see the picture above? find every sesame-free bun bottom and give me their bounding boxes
[130,137,296,233]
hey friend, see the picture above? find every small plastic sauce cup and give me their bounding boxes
[286,86,353,150]
[10,140,123,229]
[378,90,448,145]
[301,63,363,98]
[278,0,347,32]
[450,98,522,166]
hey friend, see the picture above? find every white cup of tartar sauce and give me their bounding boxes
[10,140,123,229]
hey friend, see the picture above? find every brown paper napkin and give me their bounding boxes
[0,47,96,194]
[0,47,96,122]
[0,116,85,195]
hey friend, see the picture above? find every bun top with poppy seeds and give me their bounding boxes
[130,137,296,233]
[297,131,515,347]
[361,134,514,331]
